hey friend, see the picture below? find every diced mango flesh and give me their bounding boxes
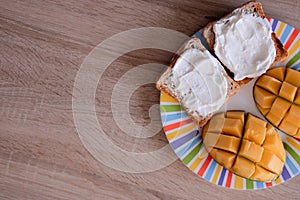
[244,115,266,145]
[263,125,286,162]
[284,105,300,127]
[258,150,284,175]
[214,134,240,154]
[256,75,282,94]
[210,149,236,169]
[202,111,285,182]
[206,113,225,133]
[222,118,243,138]
[254,67,300,139]
[267,97,291,126]
[254,86,276,108]
[268,98,291,119]
[266,67,286,81]
[246,114,267,128]
[232,156,255,179]
[256,104,270,115]
[279,81,297,102]
[266,112,282,127]
[203,132,221,152]
[294,128,300,139]
[251,165,277,182]
[294,91,300,105]
[239,140,264,162]
[285,68,300,87]
[279,119,298,136]
[226,111,245,123]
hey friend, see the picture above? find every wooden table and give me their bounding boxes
[1,0,299,199]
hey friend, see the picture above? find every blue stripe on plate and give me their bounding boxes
[256,181,264,189]
[204,160,217,181]
[161,112,188,124]
[280,24,293,44]
[281,166,291,181]
[170,130,199,149]
[176,135,201,158]
[286,155,299,175]
[291,61,300,70]
[271,19,278,32]
[218,168,227,186]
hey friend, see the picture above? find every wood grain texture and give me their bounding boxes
[0,0,300,199]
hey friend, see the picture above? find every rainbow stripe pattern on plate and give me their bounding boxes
[160,18,300,190]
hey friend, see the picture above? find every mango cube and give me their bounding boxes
[256,104,270,115]
[251,165,277,182]
[222,118,243,138]
[214,134,240,154]
[285,68,300,87]
[206,113,225,133]
[239,139,264,162]
[266,67,286,81]
[210,149,236,169]
[226,111,245,123]
[232,156,255,179]
[255,75,282,94]
[258,150,283,175]
[294,91,300,105]
[284,104,300,126]
[279,81,297,102]
[279,119,298,136]
[254,86,276,108]
[267,97,291,124]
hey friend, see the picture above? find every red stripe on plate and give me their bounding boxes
[284,29,299,50]
[163,119,193,132]
[197,155,212,176]
[226,171,232,188]
[266,182,272,187]
[267,17,271,22]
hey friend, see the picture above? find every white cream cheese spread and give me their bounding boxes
[170,48,228,117]
[213,9,276,81]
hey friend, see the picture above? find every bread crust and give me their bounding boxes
[202,1,288,86]
[156,38,239,127]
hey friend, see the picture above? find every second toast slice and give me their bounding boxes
[202,1,288,85]
[156,38,239,127]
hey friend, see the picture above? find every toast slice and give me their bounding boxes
[157,38,239,127]
[202,1,288,86]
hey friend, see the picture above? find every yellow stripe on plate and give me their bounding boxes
[276,22,286,38]
[275,176,282,184]
[190,150,207,171]
[287,137,300,152]
[234,175,244,190]
[166,124,196,140]
[190,158,201,172]
[288,39,300,59]
[190,151,207,171]
[160,92,178,103]
[212,164,222,184]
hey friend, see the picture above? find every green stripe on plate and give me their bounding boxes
[160,105,183,113]
[182,143,202,165]
[246,179,254,190]
[287,51,300,67]
[284,142,300,165]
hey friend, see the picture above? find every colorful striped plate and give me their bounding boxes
[160,18,300,190]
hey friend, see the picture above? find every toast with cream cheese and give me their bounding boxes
[156,38,239,127]
[202,1,288,85]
